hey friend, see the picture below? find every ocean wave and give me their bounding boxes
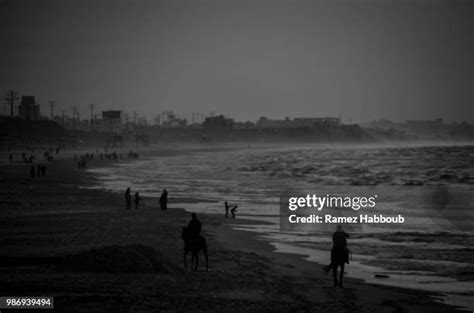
[236,145,474,186]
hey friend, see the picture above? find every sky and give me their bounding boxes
[0,0,473,123]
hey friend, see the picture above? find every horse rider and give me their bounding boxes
[187,213,202,239]
[324,224,350,272]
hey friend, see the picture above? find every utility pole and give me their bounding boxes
[72,106,77,129]
[49,100,55,120]
[4,90,19,117]
[89,103,95,125]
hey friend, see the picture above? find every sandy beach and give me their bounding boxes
[0,152,464,312]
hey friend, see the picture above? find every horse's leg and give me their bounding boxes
[193,251,198,271]
[183,249,188,269]
[339,263,345,288]
[195,251,199,271]
[332,264,339,287]
[203,240,209,271]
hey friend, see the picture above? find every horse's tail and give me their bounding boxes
[181,226,188,241]
[197,236,208,255]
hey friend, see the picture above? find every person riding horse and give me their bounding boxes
[188,213,202,238]
[182,213,208,271]
[332,225,350,263]
[324,225,350,287]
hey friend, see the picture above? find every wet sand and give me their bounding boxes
[0,154,463,312]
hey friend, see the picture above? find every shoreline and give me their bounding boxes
[0,151,466,312]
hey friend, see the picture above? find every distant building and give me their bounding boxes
[406,118,443,128]
[203,115,234,130]
[102,110,122,121]
[257,116,341,128]
[293,117,341,127]
[405,118,444,138]
[18,96,40,120]
[257,117,294,128]
[99,110,122,132]
[362,119,395,130]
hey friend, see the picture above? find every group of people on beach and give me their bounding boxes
[123,188,168,210]
[121,187,241,221]
[74,149,141,172]
[7,148,58,178]
[76,153,94,171]
[8,146,60,165]
[224,201,238,218]
[124,187,141,210]
[30,164,47,178]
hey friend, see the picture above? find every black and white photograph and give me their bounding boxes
[0,0,473,312]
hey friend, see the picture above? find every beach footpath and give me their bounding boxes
[0,156,461,312]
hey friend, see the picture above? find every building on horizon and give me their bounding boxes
[18,96,40,120]
[293,117,341,127]
[203,115,234,130]
[98,110,123,132]
[257,116,341,128]
[404,118,444,138]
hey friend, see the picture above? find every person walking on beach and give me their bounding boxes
[9,153,12,163]
[160,189,168,210]
[41,165,46,177]
[124,187,131,210]
[134,192,140,209]
[187,213,202,239]
[30,165,35,178]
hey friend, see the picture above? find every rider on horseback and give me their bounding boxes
[188,213,202,239]
[183,213,208,271]
[324,224,350,272]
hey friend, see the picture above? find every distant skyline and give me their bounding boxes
[1,0,473,123]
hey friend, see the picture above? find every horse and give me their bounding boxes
[330,247,348,288]
[181,226,209,271]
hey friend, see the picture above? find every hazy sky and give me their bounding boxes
[0,0,473,123]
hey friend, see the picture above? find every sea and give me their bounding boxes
[86,142,474,310]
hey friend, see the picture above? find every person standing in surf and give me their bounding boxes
[124,187,131,210]
[160,189,168,210]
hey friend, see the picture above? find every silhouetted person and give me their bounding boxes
[41,165,46,177]
[124,187,131,210]
[224,201,230,218]
[30,165,35,178]
[134,192,140,209]
[160,189,168,210]
[324,225,350,272]
[231,204,238,219]
[187,213,202,239]
[224,201,238,218]
[9,154,12,163]
[37,164,41,177]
